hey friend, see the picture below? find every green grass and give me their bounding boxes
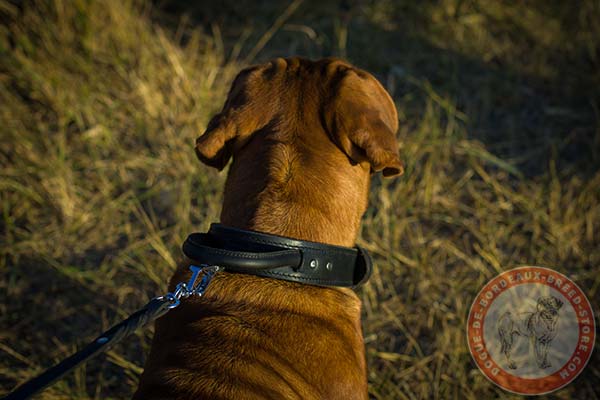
[1,0,599,399]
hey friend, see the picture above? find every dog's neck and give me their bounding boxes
[219,133,370,248]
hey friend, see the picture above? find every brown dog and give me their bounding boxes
[134,57,402,399]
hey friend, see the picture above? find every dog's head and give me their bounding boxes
[195,57,403,177]
[195,58,402,242]
[537,296,563,318]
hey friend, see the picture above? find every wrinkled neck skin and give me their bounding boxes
[219,126,371,248]
[138,129,373,400]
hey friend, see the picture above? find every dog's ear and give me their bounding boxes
[324,68,403,178]
[195,112,236,170]
[195,67,269,170]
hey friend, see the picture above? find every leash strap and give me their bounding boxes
[2,299,170,400]
[2,265,218,400]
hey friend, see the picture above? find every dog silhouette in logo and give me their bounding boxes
[497,296,563,369]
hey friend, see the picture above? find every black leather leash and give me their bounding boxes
[2,224,373,399]
[2,298,174,400]
[1,264,220,400]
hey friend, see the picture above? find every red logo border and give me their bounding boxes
[466,266,595,395]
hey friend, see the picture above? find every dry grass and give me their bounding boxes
[1,0,599,399]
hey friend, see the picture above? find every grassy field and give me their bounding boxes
[1,0,599,398]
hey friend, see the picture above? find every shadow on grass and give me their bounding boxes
[154,0,600,177]
[1,260,149,395]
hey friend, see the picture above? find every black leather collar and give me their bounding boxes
[182,224,372,288]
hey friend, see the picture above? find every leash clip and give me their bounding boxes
[159,264,220,309]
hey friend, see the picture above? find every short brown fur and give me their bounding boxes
[134,57,402,400]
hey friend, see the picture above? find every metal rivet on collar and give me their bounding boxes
[326,262,333,271]
[309,259,318,269]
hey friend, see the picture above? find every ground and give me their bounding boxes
[1,0,599,398]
